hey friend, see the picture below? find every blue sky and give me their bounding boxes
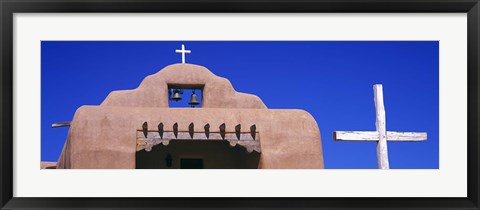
[41,41,439,169]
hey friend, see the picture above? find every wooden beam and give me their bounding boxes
[204,123,210,139]
[374,84,389,169]
[385,132,427,141]
[173,123,178,138]
[219,123,226,140]
[250,124,256,140]
[331,84,428,169]
[158,122,164,139]
[136,130,260,153]
[142,122,148,138]
[51,121,71,128]
[333,131,427,141]
[137,131,258,141]
[334,131,378,141]
[235,124,241,140]
[189,123,194,139]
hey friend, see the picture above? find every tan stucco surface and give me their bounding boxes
[56,64,324,169]
[101,64,266,109]
[40,161,57,169]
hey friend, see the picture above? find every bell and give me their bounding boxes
[171,89,182,101]
[188,90,200,107]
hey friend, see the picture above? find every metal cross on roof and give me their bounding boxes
[175,44,191,64]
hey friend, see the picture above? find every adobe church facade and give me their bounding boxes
[54,63,324,169]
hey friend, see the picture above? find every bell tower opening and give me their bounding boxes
[168,84,204,108]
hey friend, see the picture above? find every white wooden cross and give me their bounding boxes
[175,44,191,64]
[333,84,427,169]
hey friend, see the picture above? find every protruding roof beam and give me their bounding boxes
[235,124,241,140]
[189,123,194,139]
[142,122,148,138]
[173,123,178,139]
[204,123,210,139]
[219,123,226,140]
[158,122,164,139]
[250,124,256,140]
[51,121,71,128]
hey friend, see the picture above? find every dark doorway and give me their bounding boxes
[136,140,260,169]
[181,159,204,169]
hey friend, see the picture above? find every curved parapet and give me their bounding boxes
[101,64,267,109]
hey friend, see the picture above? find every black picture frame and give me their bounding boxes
[1,0,479,209]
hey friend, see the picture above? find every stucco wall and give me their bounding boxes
[56,63,324,169]
[57,106,324,169]
[101,64,267,109]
